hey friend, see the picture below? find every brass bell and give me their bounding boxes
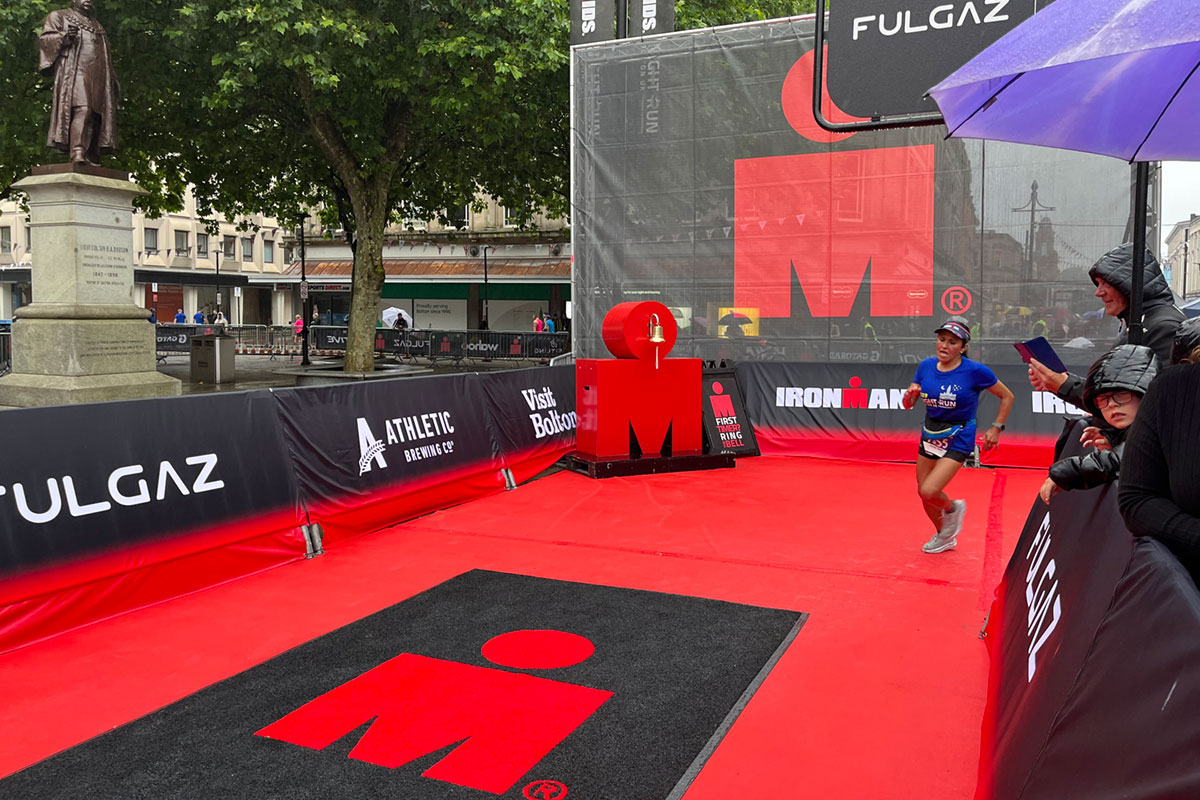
[649,313,666,343]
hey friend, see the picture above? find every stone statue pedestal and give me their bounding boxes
[0,167,180,407]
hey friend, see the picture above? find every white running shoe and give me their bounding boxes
[941,499,967,539]
[922,531,958,553]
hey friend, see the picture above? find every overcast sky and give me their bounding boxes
[1161,161,1200,250]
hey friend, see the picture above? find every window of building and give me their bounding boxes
[503,207,521,228]
[174,229,190,256]
[263,239,274,263]
[144,227,158,255]
[402,217,428,231]
[242,237,254,262]
[0,226,10,254]
[197,232,209,257]
[447,205,469,229]
[222,235,236,259]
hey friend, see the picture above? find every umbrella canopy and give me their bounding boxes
[381,307,412,329]
[928,0,1200,162]
[718,312,753,326]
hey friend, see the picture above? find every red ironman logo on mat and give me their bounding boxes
[255,629,611,794]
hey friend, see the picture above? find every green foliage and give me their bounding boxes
[0,0,809,367]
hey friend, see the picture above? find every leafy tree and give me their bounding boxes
[0,0,813,371]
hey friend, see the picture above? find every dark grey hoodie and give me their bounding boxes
[1055,243,1184,408]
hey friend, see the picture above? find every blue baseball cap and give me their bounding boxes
[934,319,971,343]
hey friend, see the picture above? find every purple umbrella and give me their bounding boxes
[928,0,1200,342]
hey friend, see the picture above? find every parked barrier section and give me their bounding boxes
[0,365,576,653]
[978,422,1200,799]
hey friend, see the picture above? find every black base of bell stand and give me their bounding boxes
[565,451,736,479]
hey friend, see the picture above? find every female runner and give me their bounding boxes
[902,319,1015,553]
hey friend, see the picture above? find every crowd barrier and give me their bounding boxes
[979,420,1200,799]
[734,361,1077,468]
[0,330,10,376]
[0,364,576,653]
[314,326,571,361]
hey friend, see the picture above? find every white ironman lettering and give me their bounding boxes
[62,476,112,517]
[186,454,225,493]
[156,461,191,500]
[642,16,656,32]
[581,0,596,20]
[12,479,63,524]
[582,19,596,33]
[109,465,151,507]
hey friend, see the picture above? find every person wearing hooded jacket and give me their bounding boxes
[1028,243,1184,408]
[1119,320,1200,583]
[1038,345,1157,503]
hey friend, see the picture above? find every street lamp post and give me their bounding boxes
[298,216,311,366]
[214,247,221,329]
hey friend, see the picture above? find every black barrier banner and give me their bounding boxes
[270,374,505,541]
[701,368,759,456]
[155,324,205,352]
[571,0,615,45]
[979,422,1134,800]
[317,327,570,361]
[827,0,1039,118]
[1014,538,1200,799]
[734,361,1079,467]
[0,392,302,575]
[477,366,577,483]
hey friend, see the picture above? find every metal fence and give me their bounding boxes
[313,326,571,362]
[0,330,10,376]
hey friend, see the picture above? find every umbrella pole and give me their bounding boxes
[1128,161,1149,345]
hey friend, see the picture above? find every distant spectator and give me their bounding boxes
[293,314,304,344]
[478,315,488,330]
[213,310,227,326]
[544,314,556,333]
[194,309,206,324]
[533,314,544,333]
[1039,345,1156,503]
[1169,317,1200,366]
[174,308,186,324]
[147,309,157,324]
[1029,243,1184,407]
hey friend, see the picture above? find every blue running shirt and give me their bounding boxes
[912,357,998,423]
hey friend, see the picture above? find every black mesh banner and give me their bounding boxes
[734,361,1079,467]
[572,19,1140,371]
[270,375,506,544]
[0,392,302,577]
[477,366,577,483]
[980,426,1200,798]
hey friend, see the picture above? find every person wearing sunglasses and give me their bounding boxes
[1039,344,1157,503]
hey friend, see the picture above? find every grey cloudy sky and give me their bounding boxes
[1160,162,1200,250]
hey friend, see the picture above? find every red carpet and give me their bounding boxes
[0,456,1044,798]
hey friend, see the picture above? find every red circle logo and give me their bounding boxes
[524,779,568,799]
[941,286,973,315]
[481,630,595,670]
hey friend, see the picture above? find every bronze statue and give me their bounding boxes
[39,0,121,166]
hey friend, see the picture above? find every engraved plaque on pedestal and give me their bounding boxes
[0,167,181,408]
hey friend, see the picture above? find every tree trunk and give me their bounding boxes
[344,186,388,373]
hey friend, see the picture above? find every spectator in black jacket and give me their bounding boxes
[1028,243,1184,408]
[1039,344,1157,503]
[1169,317,1200,366]
[1118,360,1200,582]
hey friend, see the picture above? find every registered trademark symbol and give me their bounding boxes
[941,285,973,315]
[524,779,568,799]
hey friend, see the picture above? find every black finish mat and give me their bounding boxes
[2,570,805,799]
